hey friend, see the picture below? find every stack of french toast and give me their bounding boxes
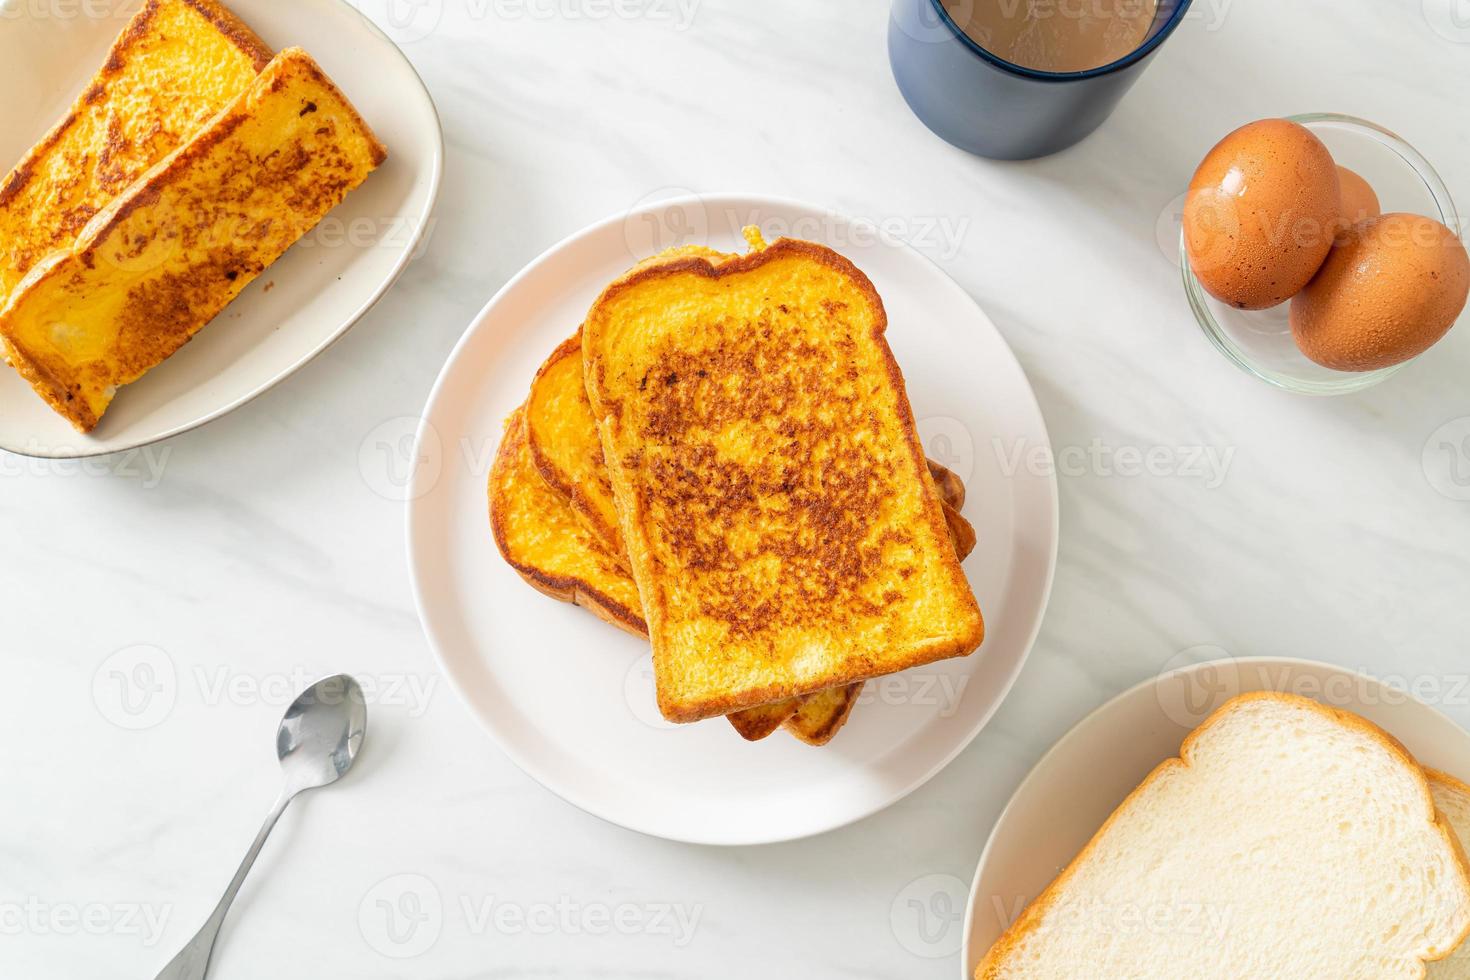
[0,0,385,433]
[491,233,985,745]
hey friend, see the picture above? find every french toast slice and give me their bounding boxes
[737,447,974,742]
[493,399,976,744]
[490,407,646,638]
[0,0,272,307]
[525,328,974,739]
[526,245,743,563]
[526,333,627,565]
[583,238,985,722]
[527,330,973,575]
[490,412,791,739]
[783,685,862,747]
[0,48,386,433]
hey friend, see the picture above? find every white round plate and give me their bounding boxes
[962,656,1470,975]
[407,194,1059,846]
[0,0,442,458]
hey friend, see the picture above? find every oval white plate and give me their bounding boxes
[0,0,442,458]
[407,194,1059,846]
[963,656,1470,975]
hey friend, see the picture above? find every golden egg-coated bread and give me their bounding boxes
[521,325,975,741]
[0,48,386,432]
[583,238,985,723]
[491,400,975,744]
[0,0,271,306]
[526,332,628,565]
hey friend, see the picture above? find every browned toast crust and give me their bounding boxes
[784,685,863,747]
[727,700,801,741]
[525,330,629,566]
[173,0,273,67]
[489,409,647,638]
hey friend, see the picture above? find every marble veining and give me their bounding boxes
[3,0,1469,977]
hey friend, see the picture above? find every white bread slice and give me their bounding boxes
[1430,771,1470,978]
[977,693,1470,979]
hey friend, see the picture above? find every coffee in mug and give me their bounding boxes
[942,0,1161,73]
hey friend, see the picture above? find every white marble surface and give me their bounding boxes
[4,1,1470,977]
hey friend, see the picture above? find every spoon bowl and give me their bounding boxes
[277,674,367,795]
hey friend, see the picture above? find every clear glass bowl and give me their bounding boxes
[1181,113,1463,396]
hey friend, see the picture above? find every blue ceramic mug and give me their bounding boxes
[889,0,1194,160]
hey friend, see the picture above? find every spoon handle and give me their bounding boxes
[153,793,292,980]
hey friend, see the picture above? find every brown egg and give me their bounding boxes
[1291,213,1470,372]
[1184,119,1342,310]
[1332,166,1382,242]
